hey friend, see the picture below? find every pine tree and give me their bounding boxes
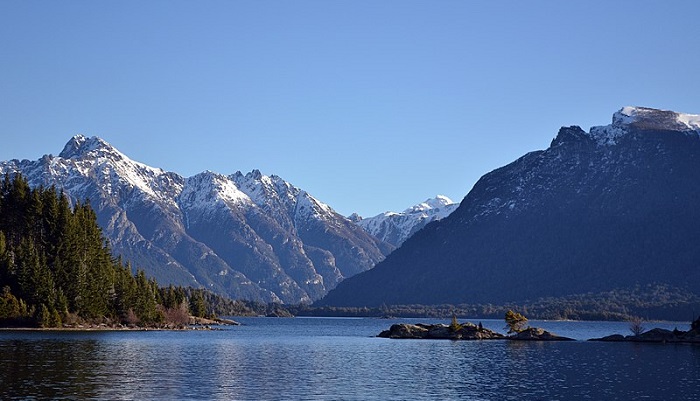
[134,270,158,324]
[37,303,51,328]
[0,286,21,319]
[189,290,207,318]
[0,174,222,328]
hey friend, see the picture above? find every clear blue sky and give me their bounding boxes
[1,1,699,217]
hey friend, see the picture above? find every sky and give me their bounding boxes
[1,1,699,217]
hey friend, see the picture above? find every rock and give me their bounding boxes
[681,328,700,343]
[378,323,429,339]
[378,322,505,340]
[589,334,626,342]
[453,324,505,340]
[590,326,700,343]
[509,327,574,341]
[633,328,676,342]
[425,324,453,339]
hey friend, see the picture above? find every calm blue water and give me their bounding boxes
[0,318,698,400]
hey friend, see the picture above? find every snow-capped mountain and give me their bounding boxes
[352,195,458,246]
[320,107,700,307]
[0,135,393,303]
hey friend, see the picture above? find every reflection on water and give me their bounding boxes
[1,338,103,399]
[1,319,699,400]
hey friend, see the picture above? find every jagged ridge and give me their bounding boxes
[352,195,458,246]
[0,135,394,304]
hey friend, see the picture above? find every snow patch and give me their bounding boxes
[589,106,700,145]
[179,171,251,211]
[356,195,459,246]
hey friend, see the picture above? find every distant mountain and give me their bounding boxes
[0,136,393,303]
[351,196,458,246]
[319,107,700,307]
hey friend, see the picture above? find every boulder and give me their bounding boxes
[509,327,574,341]
[589,334,625,342]
[454,324,505,340]
[378,323,430,339]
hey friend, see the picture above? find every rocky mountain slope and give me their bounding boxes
[0,136,393,303]
[350,195,458,246]
[319,107,700,307]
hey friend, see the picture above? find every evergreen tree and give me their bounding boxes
[189,290,207,318]
[37,303,51,328]
[0,286,21,320]
[134,270,159,324]
[0,174,227,327]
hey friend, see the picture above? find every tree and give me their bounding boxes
[0,174,226,328]
[504,310,528,334]
[37,303,51,328]
[134,270,158,324]
[629,316,645,336]
[449,313,462,332]
[0,286,21,320]
[189,290,207,318]
[162,302,190,327]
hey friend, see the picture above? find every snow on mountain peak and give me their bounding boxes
[589,107,700,145]
[355,195,459,246]
[179,171,251,212]
[404,195,455,214]
[52,135,180,203]
[59,135,114,159]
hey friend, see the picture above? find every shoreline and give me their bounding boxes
[0,316,240,332]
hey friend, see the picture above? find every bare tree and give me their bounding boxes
[629,316,645,336]
[163,302,190,328]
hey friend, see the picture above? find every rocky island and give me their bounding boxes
[378,322,504,340]
[591,316,700,344]
[378,323,573,341]
[378,311,574,341]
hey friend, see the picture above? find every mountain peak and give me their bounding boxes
[355,195,459,247]
[404,195,455,214]
[59,135,114,159]
[588,106,700,145]
[321,106,700,309]
[613,106,700,131]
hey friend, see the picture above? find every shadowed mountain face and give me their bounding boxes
[319,107,700,307]
[0,136,393,303]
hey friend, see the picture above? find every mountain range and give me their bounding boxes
[349,195,458,246]
[0,136,394,303]
[319,106,700,307]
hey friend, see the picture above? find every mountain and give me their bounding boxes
[0,135,393,304]
[319,106,700,307]
[351,195,458,246]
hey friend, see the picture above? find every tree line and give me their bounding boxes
[291,283,700,322]
[0,174,237,328]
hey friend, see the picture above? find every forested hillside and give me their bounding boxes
[0,174,235,327]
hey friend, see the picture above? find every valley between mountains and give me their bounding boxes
[3,106,700,320]
[0,135,454,304]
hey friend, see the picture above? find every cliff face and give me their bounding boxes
[319,107,700,307]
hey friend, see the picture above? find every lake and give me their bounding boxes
[1,317,698,400]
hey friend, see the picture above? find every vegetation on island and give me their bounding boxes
[504,310,528,334]
[0,174,246,329]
